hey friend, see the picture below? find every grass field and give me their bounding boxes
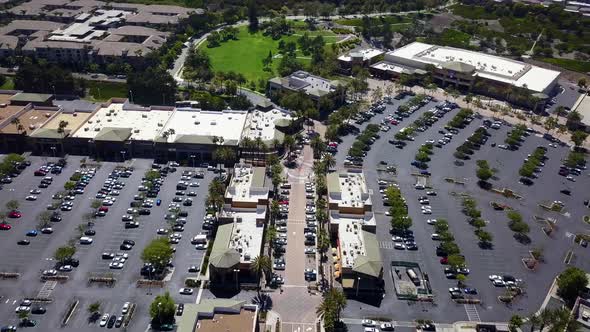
[0,77,15,90]
[199,25,342,83]
[540,58,590,73]
[436,29,471,48]
[85,81,128,102]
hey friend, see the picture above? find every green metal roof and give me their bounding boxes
[352,231,383,278]
[9,92,53,103]
[29,128,70,139]
[327,173,340,194]
[209,223,240,269]
[173,134,240,146]
[94,127,132,142]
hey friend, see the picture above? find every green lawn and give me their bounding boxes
[199,25,341,83]
[0,76,14,90]
[437,29,471,48]
[85,81,128,102]
[540,58,590,73]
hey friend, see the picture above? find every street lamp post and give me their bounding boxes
[129,90,134,103]
[233,269,240,290]
[190,154,195,168]
[157,302,162,326]
[50,146,56,158]
[355,277,361,297]
[120,150,126,162]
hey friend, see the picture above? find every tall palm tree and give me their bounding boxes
[213,147,236,172]
[254,137,264,164]
[283,135,295,159]
[10,118,20,133]
[323,154,335,172]
[264,226,277,256]
[240,137,253,163]
[251,255,271,292]
[528,312,542,332]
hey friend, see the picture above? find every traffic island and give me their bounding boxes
[490,188,522,199]
[490,201,512,211]
[390,261,433,301]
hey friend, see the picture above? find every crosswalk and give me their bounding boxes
[37,280,57,299]
[464,304,481,322]
[379,241,394,249]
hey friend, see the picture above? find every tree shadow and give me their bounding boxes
[251,292,273,312]
[87,312,100,324]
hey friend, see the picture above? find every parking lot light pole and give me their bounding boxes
[120,150,126,162]
[233,269,240,290]
[50,146,56,158]
[157,302,162,326]
[355,277,361,297]
[190,155,195,168]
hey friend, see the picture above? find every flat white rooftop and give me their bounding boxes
[49,10,130,43]
[328,172,372,209]
[338,48,384,62]
[338,218,369,269]
[370,61,413,74]
[242,109,291,142]
[162,108,248,145]
[387,42,560,93]
[220,207,266,264]
[73,102,172,141]
[226,165,268,204]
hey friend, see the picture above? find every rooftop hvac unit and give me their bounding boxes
[84,127,89,131]
[107,119,112,122]
[45,113,51,117]
[134,129,139,133]
[210,121,216,125]
[96,119,101,123]
[142,114,147,118]
[94,128,100,131]
[73,113,77,117]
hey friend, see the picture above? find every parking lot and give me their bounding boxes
[0,156,215,330]
[333,94,590,323]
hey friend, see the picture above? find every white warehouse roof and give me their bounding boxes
[384,42,560,93]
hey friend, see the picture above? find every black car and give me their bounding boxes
[560,189,571,195]
[138,208,151,215]
[115,316,123,328]
[123,239,135,246]
[17,239,30,245]
[519,177,534,186]
[176,304,184,316]
[107,315,116,328]
[84,229,96,236]
[50,213,62,222]
[125,222,139,229]
[31,307,46,314]
[120,244,133,250]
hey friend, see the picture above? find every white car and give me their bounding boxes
[385,211,391,216]
[189,182,200,187]
[431,233,441,240]
[394,243,405,250]
[195,243,207,250]
[79,236,93,244]
[15,306,31,313]
[492,279,506,287]
[42,269,57,276]
[25,195,37,201]
[392,236,404,242]
[488,274,502,281]
[156,228,168,235]
[422,209,432,215]
[109,262,124,269]
[427,219,437,225]
[362,320,377,327]
[121,302,130,315]
[380,322,395,331]
[30,189,41,194]
[179,288,194,295]
[566,176,576,182]
[58,265,73,272]
[99,313,110,327]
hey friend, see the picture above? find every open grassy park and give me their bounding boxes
[198,24,345,83]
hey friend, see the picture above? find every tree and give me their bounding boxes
[6,200,19,211]
[265,226,277,256]
[149,292,176,326]
[57,120,69,138]
[447,254,465,268]
[37,211,52,229]
[54,245,76,263]
[251,255,272,290]
[64,181,76,191]
[571,130,588,148]
[127,66,176,106]
[17,309,29,324]
[87,301,101,321]
[476,230,493,244]
[212,146,236,171]
[508,315,523,332]
[316,288,347,331]
[248,0,259,31]
[578,78,587,90]
[14,61,84,95]
[141,237,174,271]
[557,267,589,306]
[544,116,558,134]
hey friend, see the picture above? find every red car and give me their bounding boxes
[0,223,11,230]
[34,170,47,176]
[98,206,109,212]
[390,120,399,125]
[440,257,448,264]
[279,200,289,205]
[8,211,21,218]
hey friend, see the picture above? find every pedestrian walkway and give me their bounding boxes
[464,304,481,322]
[37,281,57,299]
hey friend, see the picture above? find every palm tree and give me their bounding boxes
[322,154,335,172]
[310,136,325,159]
[10,118,20,133]
[57,120,69,138]
[251,255,272,292]
[254,137,264,164]
[528,312,542,332]
[240,137,253,163]
[283,135,295,159]
[316,288,347,329]
[213,147,236,172]
[265,226,277,256]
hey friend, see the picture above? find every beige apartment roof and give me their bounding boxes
[41,112,92,132]
[109,25,168,37]
[0,20,64,35]
[0,108,56,134]
[0,95,28,124]
[0,36,18,50]
[197,308,257,332]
